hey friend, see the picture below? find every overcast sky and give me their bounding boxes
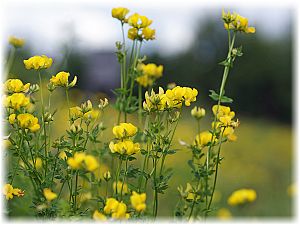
[1,0,293,57]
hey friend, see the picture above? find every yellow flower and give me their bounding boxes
[227,188,257,206]
[50,71,77,88]
[9,36,25,48]
[4,93,30,110]
[30,157,43,169]
[83,109,100,121]
[165,86,198,108]
[112,123,138,139]
[195,131,216,147]
[142,27,156,40]
[128,13,152,29]
[109,140,140,155]
[16,113,40,132]
[69,106,83,121]
[23,55,53,70]
[222,10,255,34]
[128,27,138,40]
[112,7,129,22]
[130,191,146,212]
[84,155,99,172]
[59,151,67,160]
[143,87,168,111]
[136,74,152,87]
[212,105,235,120]
[43,188,57,201]
[111,202,130,220]
[191,106,205,119]
[4,79,30,93]
[104,198,119,214]
[8,114,16,124]
[93,210,107,221]
[217,208,232,220]
[113,181,129,195]
[3,184,24,200]
[140,63,163,78]
[67,152,86,170]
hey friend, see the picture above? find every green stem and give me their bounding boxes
[120,156,128,200]
[138,85,142,125]
[4,47,16,77]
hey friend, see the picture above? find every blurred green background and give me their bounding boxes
[3,2,293,220]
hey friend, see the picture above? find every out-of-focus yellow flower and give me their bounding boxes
[140,63,163,78]
[112,123,138,139]
[223,127,237,142]
[104,197,130,220]
[16,113,40,132]
[103,171,111,181]
[93,210,107,221]
[112,7,129,22]
[80,192,92,203]
[84,155,99,172]
[195,131,216,147]
[128,27,139,40]
[50,71,77,88]
[227,188,257,206]
[8,114,16,124]
[130,191,146,212]
[142,27,156,40]
[4,93,30,110]
[59,151,67,160]
[104,198,119,214]
[128,13,152,29]
[222,10,255,34]
[217,208,232,220]
[9,36,25,48]
[23,55,53,70]
[93,164,109,180]
[191,106,205,119]
[4,79,30,93]
[3,184,24,200]
[29,157,43,169]
[43,188,57,201]
[113,181,129,195]
[69,106,83,121]
[109,140,140,155]
[67,152,86,170]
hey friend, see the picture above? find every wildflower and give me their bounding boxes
[112,7,129,22]
[112,123,138,139]
[23,55,53,70]
[130,191,146,212]
[9,36,25,48]
[217,208,232,220]
[111,202,130,219]
[16,113,40,132]
[69,106,83,121]
[98,98,109,110]
[81,100,93,114]
[113,181,129,195]
[195,131,216,147]
[43,188,57,201]
[143,87,167,111]
[222,10,255,34]
[103,171,111,181]
[223,127,237,142]
[8,114,16,124]
[128,13,152,29]
[67,152,86,170]
[104,198,119,214]
[83,109,100,121]
[3,93,30,110]
[166,86,198,107]
[49,71,77,88]
[4,79,30,93]
[109,140,140,155]
[191,106,205,119]
[212,105,235,120]
[128,27,139,40]
[84,155,99,172]
[93,210,107,221]
[227,188,257,206]
[30,158,43,169]
[140,63,163,78]
[142,27,156,40]
[3,184,24,200]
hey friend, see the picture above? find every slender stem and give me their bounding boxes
[4,47,16,77]
[138,85,142,124]
[120,156,128,200]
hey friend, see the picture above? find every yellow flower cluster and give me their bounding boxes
[3,93,30,110]
[143,86,198,112]
[69,101,100,122]
[195,131,217,148]
[23,55,53,70]
[9,36,25,48]
[50,71,77,88]
[3,184,24,200]
[103,198,130,220]
[43,188,57,201]
[109,123,140,155]
[130,191,146,212]
[136,63,163,87]
[4,79,30,93]
[212,105,239,141]
[222,10,255,34]
[227,188,257,206]
[9,113,40,132]
[67,152,99,172]
[111,7,155,41]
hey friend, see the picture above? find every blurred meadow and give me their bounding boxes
[2,0,294,219]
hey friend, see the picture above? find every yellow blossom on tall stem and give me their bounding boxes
[9,36,25,48]
[112,7,130,22]
[4,79,30,93]
[3,93,30,110]
[3,184,24,200]
[50,71,77,88]
[23,55,53,70]
[130,191,146,212]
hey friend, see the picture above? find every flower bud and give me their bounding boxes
[43,112,54,123]
[98,98,109,110]
[47,82,56,92]
[70,124,82,134]
[29,84,40,93]
[68,76,77,88]
[81,100,92,114]
[103,171,111,181]
[191,106,205,120]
